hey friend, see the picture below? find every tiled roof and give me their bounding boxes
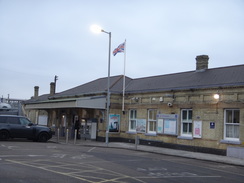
[51,75,133,98]
[25,64,244,103]
[126,64,244,93]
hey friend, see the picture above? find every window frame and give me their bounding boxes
[224,109,240,141]
[129,109,137,132]
[181,109,193,136]
[147,109,157,134]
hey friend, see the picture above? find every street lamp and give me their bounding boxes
[91,25,111,144]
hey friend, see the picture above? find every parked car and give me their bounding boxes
[0,102,11,111]
[0,115,53,142]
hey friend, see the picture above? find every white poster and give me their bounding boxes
[136,119,146,133]
[156,114,178,135]
[157,119,164,133]
[193,121,202,138]
[38,115,48,126]
[164,119,177,135]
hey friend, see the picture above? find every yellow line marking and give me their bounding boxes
[6,159,147,183]
[6,159,95,183]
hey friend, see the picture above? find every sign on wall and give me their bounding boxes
[210,122,215,129]
[193,121,202,138]
[136,119,146,133]
[109,114,120,132]
[38,115,48,126]
[157,114,178,135]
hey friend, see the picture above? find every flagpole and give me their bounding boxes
[122,39,126,113]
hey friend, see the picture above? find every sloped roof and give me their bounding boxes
[125,64,244,93]
[25,94,50,103]
[25,64,244,103]
[51,75,133,99]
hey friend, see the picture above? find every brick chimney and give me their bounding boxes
[34,86,39,98]
[196,55,209,71]
[50,82,55,95]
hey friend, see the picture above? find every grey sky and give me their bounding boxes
[0,0,243,99]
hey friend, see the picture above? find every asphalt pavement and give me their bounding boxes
[50,137,244,167]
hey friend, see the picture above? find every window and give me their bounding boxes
[129,109,137,131]
[20,117,31,126]
[181,109,192,136]
[7,117,20,125]
[0,116,7,124]
[148,109,157,133]
[224,109,240,140]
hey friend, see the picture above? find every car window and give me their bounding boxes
[7,117,20,125]
[0,116,7,123]
[19,118,31,126]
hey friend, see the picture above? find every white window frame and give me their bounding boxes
[224,109,240,141]
[147,109,157,134]
[181,109,193,136]
[129,109,137,132]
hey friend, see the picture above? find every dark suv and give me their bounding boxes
[0,115,52,142]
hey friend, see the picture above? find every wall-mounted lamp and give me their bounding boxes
[213,94,220,100]
[213,93,220,114]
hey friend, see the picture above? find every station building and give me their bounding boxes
[23,55,244,156]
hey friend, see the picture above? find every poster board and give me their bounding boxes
[38,115,48,126]
[164,119,177,135]
[136,119,146,133]
[109,114,120,132]
[193,121,202,138]
[157,119,164,133]
[157,114,178,135]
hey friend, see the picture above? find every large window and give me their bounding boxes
[181,109,192,136]
[224,109,240,140]
[129,109,137,131]
[148,109,157,133]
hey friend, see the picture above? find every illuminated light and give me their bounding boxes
[214,94,220,99]
[90,24,102,33]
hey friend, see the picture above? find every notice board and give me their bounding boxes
[157,114,178,135]
[193,121,202,138]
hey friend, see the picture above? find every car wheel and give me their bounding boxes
[38,132,49,142]
[0,130,10,140]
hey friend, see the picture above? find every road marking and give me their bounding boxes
[8,146,19,149]
[87,147,96,152]
[6,159,95,183]
[51,154,67,158]
[0,155,44,158]
[135,175,222,178]
[137,167,167,172]
[71,154,93,159]
[28,155,45,157]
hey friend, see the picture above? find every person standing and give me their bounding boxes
[74,119,80,139]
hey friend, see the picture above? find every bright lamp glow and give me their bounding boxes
[213,94,220,99]
[90,24,102,33]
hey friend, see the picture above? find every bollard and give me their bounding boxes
[57,128,60,143]
[66,129,69,144]
[135,135,139,150]
[74,129,77,144]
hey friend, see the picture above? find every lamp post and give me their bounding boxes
[91,25,111,144]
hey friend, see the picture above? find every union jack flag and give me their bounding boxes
[113,42,125,56]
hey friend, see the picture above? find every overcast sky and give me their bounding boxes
[0,0,243,100]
